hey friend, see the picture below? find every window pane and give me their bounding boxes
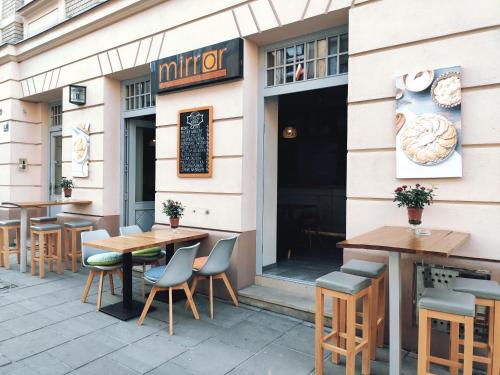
[146,95,151,107]
[339,54,348,73]
[295,63,304,81]
[267,69,274,86]
[296,44,304,61]
[328,36,338,55]
[316,58,326,77]
[276,49,284,66]
[125,98,130,110]
[286,46,295,64]
[267,51,275,68]
[306,61,315,79]
[339,34,348,53]
[275,67,284,84]
[285,65,294,83]
[317,39,327,58]
[328,56,338,75]
[306,41,315,59]
[130,84,135,96]
[145,80,150,93]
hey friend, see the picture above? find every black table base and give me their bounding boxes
[100,300,153,321]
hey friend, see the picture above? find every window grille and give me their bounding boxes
[49,103,62,127]
[124,80,154,111]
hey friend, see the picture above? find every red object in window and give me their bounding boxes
[295,63,304,80]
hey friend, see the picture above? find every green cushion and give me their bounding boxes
[419,288,475,317]
[0,219,20,226]
[341,259,386,278]
[31,223,61,231]
[31,216,57,223]
[316,271,371,295]
[452,277,500,300]
[132,247,162,257]
[64,220,93,228]
[87,252,122,266]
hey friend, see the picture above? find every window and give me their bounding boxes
[124,80,154,111]
[266,33,348,87]
[49,102,62,127]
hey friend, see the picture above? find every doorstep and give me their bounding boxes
[238,275,332,324]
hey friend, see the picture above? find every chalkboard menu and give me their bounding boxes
[177,106,213,177]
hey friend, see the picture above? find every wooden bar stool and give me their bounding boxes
[30,223,63,278]
[417,288,475,375]
[64,220,93,272]
[0,219,20,269]
[451,277,500,375]
[315,271,372,375]
[341,259,386,359]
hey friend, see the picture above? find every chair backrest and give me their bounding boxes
[156,243,200,287]
[81,229,110,267]
[198,236,238,276]
[119,225,142,236]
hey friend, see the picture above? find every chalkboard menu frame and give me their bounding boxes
[177,106,213,178]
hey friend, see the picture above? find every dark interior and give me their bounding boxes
[268,85,348,282]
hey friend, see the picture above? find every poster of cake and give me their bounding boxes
[395,66,462,178]
[72,123,90,177]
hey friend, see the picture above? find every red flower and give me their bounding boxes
[415,183,420,188]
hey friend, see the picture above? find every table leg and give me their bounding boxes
[19,208,28,273]
[122,252,132,309]
[388,251,402,375]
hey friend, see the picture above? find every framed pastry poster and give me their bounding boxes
[72,123,90,177]
[395,66,462,178]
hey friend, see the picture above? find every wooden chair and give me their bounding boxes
[185,236,239,319]
[80,230,123,310]
[138,243,201,336]
[64,220,93,272]
[451,277,500,375]
[417,288,475,375]
[341,259,387,359]
[315,271,372,375]
[0,220,20,269]
[30,223,62,278]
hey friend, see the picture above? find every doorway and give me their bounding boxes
[263,85,347,282]
[48,102,62,216]
[124,115,156,231]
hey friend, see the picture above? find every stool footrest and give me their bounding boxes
[429,355,462,369]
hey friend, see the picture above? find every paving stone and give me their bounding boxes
[215,320,284,353]
[146,361,200,375]
[19,352,72,375]
[245,310,301,333]
[0,353,10,367]
[69,356,139,375]
[155,314,220,348]
[100,318,165,344]
[172,338,253,375]
[0,309,59,337]
[274,322,318,357]
[47,332,125,369]
[109,333,187,373]
[0,361,28,375]
[229,344,314,375]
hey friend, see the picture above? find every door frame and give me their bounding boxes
[120,75,156,227]
[47,101,62,216]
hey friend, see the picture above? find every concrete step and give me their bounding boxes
[238,282,332,324]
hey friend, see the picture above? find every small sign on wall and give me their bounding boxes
[72,123,90,177]
[177,106,213,177]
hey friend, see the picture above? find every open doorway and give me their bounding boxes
[124,115,156,231]
[264,85,347,282]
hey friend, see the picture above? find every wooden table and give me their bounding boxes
[83,229,208,321]
[337,226,470,375]
[1,200,92,273]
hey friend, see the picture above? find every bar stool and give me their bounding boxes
[30,223,62,278]
[30,216,57,225]
[64,220,93,272]
[451,277,500,375]
[417,288,475,375]
[341,259,387,359]
[0,219,20,269]
[315,271,372,375]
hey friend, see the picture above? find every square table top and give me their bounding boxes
[83,229,209,253]
[1,200,92,208]
[337,226,470,257]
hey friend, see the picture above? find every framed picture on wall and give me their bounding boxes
[395,66,462,178]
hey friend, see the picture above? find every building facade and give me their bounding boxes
[1,0,500,351]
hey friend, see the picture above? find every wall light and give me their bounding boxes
[282,126,297,139]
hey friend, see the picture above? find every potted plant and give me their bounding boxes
[393,184,435,226]
[59,177,74,198]
[162,199,185,229]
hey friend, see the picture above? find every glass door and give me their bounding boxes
[124,117,156,231]
[48,102,63,216]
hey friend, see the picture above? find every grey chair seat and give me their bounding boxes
[31,216,57,223]
[419,288,475,317]
[452,277,500,301]
[0,219,20,226]
[64,220,93,228]
[31,223,62,231]
[316,271,371,295]
[341,259,386,278]
[87,264,122,271]
[144,265,166,284]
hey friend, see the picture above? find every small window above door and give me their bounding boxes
[124,79,155,111]
[48,102,62,128]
